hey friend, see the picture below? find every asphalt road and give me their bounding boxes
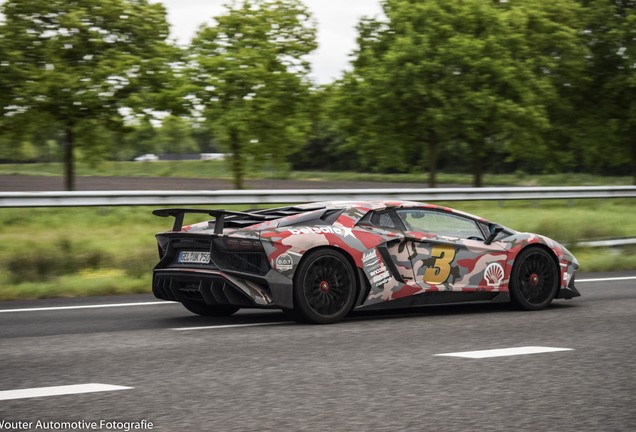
[1,272,635,432]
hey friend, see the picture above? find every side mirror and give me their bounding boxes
[484,224,504,245]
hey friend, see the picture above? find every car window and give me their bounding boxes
[358,211,402,229]
[396,209,484,239]
[371,212,398,229]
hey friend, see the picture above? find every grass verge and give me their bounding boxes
[0,161,633,186]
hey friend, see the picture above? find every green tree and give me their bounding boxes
[74,118,120,167]
[188,0,317,189]
[329,18,411,177]
[124,117,158,159]
[0,0,176,190]
[293,85,358,171]
[500,0,588,175]
[338,0,514,186]
[580,0,636,183]
[336,0,588,186]
[434,0,579,186]
[191,121,219,153]
[156,115,198,156]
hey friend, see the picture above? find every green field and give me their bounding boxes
[1,199,635,301]
[0,161,633,186]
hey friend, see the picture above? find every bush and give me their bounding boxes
[6,240,107,283]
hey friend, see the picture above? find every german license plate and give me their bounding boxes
[178,251,210,264]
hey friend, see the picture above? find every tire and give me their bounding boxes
[181,300,239,317]
[509,247,559,310]
[292,249,357,324]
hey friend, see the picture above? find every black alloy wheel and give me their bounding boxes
[292,249,357,324]
[510,247,559,310]
[181,299,240,317]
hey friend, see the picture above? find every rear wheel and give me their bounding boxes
[292,249,357,324]
[509,247,559,310]
[181,300,239,317]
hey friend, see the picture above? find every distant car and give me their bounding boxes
[200,153,226,161]
[151,200,580,324]
[134,153,159,162]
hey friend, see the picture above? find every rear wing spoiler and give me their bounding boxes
[152,208,268,234]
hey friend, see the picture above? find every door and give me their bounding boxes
[395,209,508,292]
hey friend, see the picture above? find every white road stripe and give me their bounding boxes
[577,276,636,283]
[0,383,133,401]
[172,322,290,331]
[435,346,573,359]
[0,301,176,313]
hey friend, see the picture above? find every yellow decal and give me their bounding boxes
[424,245,456,285]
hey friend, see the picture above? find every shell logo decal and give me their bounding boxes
[484,263,504,288]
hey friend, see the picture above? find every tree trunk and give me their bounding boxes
[472,139,483,188]
[64,128,75,191]
[632,134,636,186]
[229,128,244,190]
[427,131,438,188]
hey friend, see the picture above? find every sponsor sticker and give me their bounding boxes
[362,249,379,265]
[372,270,391,285]
[275,253,293,271]
[484,263,504,288]
[363,249,390,287]
[287,226,354,237]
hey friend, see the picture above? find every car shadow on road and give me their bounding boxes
[162,300,578,328]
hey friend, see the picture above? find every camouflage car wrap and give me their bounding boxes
[152,200,580,313]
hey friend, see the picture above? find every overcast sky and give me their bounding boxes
[153,0,384,84]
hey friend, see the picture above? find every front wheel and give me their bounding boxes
[181,300,239,317]
[292,249,357,324]
[509,247,559,310]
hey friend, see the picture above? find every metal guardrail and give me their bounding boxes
[1,186,634,248]
[577,238,636,248]
[0,186,635,208]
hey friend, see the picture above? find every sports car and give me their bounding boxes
[152,200,580,324]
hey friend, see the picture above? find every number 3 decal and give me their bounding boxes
[424,245,456,285]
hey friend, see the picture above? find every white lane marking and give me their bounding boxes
[172,322,290,331]
[0,383,133,401]
[435,346,573,359]
[0,301,176,313]
[577,276,636,283]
